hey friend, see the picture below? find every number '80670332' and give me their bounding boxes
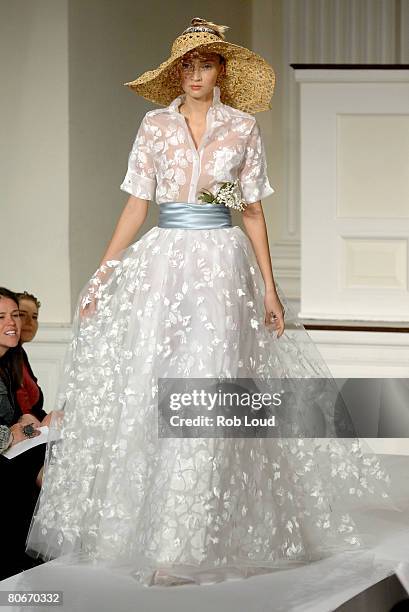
[2,591,63,606]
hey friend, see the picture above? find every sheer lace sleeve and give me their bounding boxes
[239,121,275,205]
[120,114,157,201]
[0,424,12,454]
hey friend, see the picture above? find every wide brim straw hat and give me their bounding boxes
[123,17,275,113]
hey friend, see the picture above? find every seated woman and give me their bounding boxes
[15,291,47,423]
[0,287,45,580]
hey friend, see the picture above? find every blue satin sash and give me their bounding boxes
[158,202,232,229]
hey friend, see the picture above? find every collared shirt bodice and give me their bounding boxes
[120,86,274,206]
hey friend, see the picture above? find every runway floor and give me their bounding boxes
[1,454,409,612]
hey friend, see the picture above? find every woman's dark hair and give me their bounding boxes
[0,287,19,307]
[0,287,23,389]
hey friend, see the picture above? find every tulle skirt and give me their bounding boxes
[25,224,409,586]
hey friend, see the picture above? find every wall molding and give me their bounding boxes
[309,329,409,377]
[271,241,301,298]
[280,0,405,296]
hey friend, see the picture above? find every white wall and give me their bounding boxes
[251,0,284,247]
[275,0,409,298]
[0,0,70,322]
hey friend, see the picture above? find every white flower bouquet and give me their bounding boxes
[198,180,247,212]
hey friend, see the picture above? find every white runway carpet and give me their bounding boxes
[1,454,409,612]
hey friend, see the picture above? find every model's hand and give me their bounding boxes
[264,288,285,338]
[78,261,118,320]
[79,294,98,319]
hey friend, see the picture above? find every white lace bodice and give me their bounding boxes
[120,86,274,206]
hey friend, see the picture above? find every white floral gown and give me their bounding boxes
[25,86,407,586]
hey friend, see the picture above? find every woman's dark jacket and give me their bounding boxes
[0,348,46,428]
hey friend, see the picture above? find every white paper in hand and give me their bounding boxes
[3,426,50,459]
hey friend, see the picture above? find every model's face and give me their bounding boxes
[179,52,224,101]
[0,297,21,357]
[18,298,39,343]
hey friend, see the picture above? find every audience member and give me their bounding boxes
[15,291,47,422]
[0,287,45,579]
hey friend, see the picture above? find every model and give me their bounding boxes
[25,18,407,588]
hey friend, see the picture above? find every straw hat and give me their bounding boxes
[123,17,275,113]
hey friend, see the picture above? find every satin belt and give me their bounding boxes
[158,201,232,229]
